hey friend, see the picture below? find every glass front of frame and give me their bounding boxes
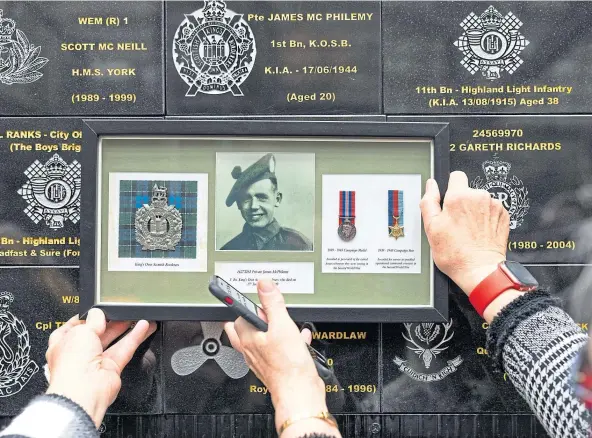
[96,136,434,309]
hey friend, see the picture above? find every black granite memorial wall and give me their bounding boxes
[1,1,590,437]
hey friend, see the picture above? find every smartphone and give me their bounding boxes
[209,274,269,331]
[209,275,333,380]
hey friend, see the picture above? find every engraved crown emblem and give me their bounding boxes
[43,153,67,179]
[482,153,511,182]
[0,10,16,44]
[480,5,503,29]
[203,0,226,21]
[151,184,168,207]
[0,291,14,313]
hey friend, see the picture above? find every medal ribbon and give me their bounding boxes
[388,190,404,230]
[339,191,355,225]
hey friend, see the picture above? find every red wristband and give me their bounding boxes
[468,265,515,318]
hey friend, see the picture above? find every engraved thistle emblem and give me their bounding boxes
[454,5,529,80]
[172,0,256,97]
[135,184,182,251]
[0,292,39,397]
[0,9,48,85]
[471,154,530,230]
[18,154,81,230]
[393,321,463,382]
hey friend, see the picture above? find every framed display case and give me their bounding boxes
[80,120,450,322]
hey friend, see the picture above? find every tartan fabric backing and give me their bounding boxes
[118,180,198,259]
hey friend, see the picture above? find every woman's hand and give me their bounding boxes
[45,308,157,427]
[224,279,339,436]
[420,171,509,295]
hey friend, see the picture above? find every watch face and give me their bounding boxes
[504,261,539,287]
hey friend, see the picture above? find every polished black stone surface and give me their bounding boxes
[163,321,272,414]
[0,267,162,415]
[526,265,592,326]
[0,268,74,414]
[0,267,77,415]
[166,1,381,115]
[107,324,162,415]
[0,2,163,116]
[162,321,379,414]
[1,413,553,437]
[380,295,526,414]
[379,262,588,422]
[383,2,592,114]
[389,115,592,264]
[0,118,81,266]
[308,323,379,413]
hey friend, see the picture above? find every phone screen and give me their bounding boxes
[217,277,260,315]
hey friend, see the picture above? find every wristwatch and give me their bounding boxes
[469,261,539,317]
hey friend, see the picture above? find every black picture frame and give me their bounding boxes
[80,119,450,322]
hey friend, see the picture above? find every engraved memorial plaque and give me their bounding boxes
[381,300,531,414]
[0,1,163,116]
[0,118,81,265]
[390,115,592,265]
[166,1,381,115]
[163,321,378,414]
[383,2,592,114]
[0,266,162,416]
[308,323,379,413]
[163,320,272,414]
[0,267,76,415]
[527,265,592,329]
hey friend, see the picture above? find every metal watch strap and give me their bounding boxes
[278,411,338,436]
[468,265,515,318]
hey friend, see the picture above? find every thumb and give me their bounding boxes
[257,278,289,324]
[85,308,107,336]
[420,179,442,227]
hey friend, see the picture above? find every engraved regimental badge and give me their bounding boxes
[0,9,48,85]
[393,321,463,382]
[135,184,182,251]
[18,154,81,230]
[338,191,356,242]
[0,292,39,397]
[388,190,404,240]
[172,0,256,97]
[454,5,529,80]
[471,154,530,230]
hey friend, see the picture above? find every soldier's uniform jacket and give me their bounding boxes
[221,219,312,251]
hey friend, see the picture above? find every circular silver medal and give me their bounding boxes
[338,219,356,242]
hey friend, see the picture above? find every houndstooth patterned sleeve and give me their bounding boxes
[0,394,98,438]
[487,294,591,438]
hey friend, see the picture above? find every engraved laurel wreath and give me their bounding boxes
[471,174,530,229]
[0,27,49,85]
[0,312,33,388]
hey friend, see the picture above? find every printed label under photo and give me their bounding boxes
[107,172,208,272]
[322,174,422,274]
[215,262,315,294]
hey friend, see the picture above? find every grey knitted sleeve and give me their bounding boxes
[486,291,591,438]
[0,394,98,438]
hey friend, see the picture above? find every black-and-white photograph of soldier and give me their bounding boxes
[216,152,314,251]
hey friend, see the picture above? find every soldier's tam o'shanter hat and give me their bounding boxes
[225,153,276,207]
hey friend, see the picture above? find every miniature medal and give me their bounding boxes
[337,191,356,242]
[388,190,404,240]
[135,184,182,251]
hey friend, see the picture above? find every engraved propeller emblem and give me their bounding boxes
[170,322,249,379]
